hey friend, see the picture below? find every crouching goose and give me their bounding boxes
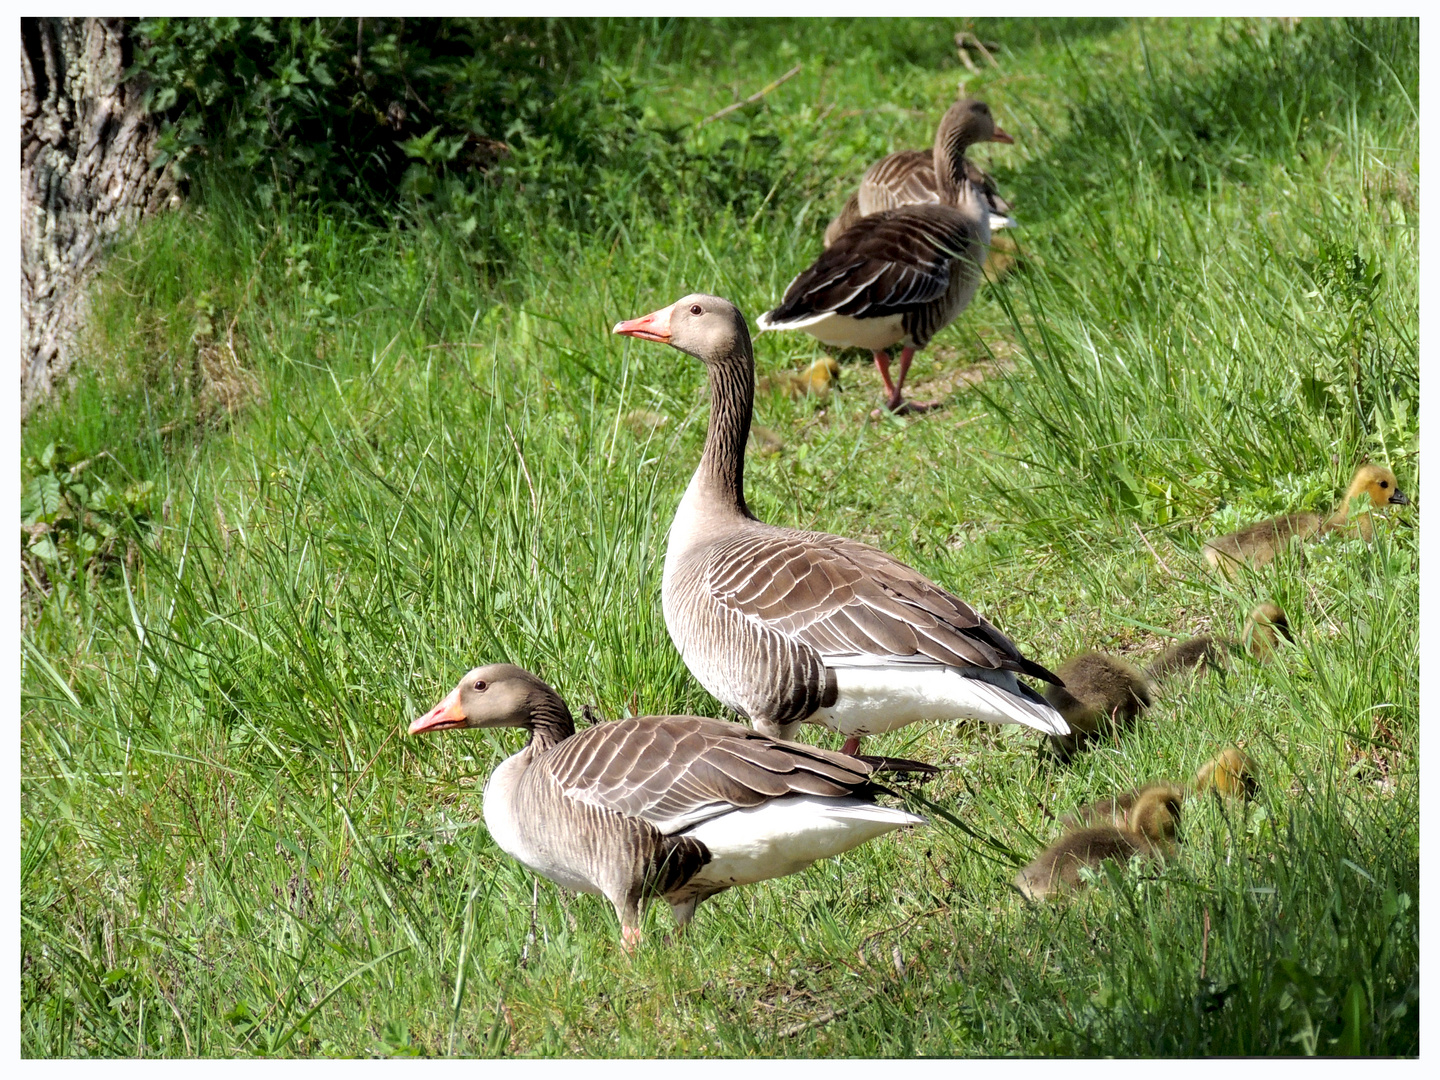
[409,664,924,951]
[613,294,1067,758]
[1040,653,1154,764]
[1203,464,1409,579]
[1145,602,1292,682]
[758,99,1014,414]
[823,99,1016,249]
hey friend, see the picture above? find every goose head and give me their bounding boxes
[409,664,562,735]
[1128,783,1183,844]
[1347,463,1408,508]
[937,98,1014,152]
[613,293,752,366]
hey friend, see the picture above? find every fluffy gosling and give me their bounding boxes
[1145,603,1292,683]
[1042,652,1154,763]
[1203,464,1408,579]
[1015,785,1181,901]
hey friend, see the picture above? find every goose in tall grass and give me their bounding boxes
[1015,783,1181,901]
[409,664,924,951]
[613,294,1067,758]
[757,100,1014,414]
[823,143,1016,248]
[1060,781,1187,832]
[1203,464,1409,579]
[1145,602,1292,682]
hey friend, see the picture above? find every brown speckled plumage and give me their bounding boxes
[1042,652,1153,763]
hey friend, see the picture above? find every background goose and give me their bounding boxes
[822,99,1016,248]
[1203,464,1408,579]
[758,99,1013,414]
[613,294,1067,757]
[410,664,924,951]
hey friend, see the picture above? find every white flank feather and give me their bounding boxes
[813,664,1069,738]
[681,795,923,891]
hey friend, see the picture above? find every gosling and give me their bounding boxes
[1193,745,1258,800]
[1203,464,1408,579]
[1146,603,1292,683]
[1060,781,1187,831]
[1015,784,1181,901]
[757,356,843,402]
[1042,652,1154,764]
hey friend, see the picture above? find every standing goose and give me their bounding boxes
[613,294,1067,757]
[758,99,1014,414]
[409,664,923,950]
[822,100,1016,249]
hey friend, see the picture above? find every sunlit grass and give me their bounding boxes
[20,17,1416,1057]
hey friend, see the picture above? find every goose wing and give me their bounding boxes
[541,715,879,834]
[702,528,1059,684]
[763,204,979,326]
[858,149,941,215]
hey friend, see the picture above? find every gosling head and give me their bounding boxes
[613,293,752,366]
[1129,783,1184,844]
[1245,602,1292,662]
[1347,464,1408,508]
[409,664,560,735]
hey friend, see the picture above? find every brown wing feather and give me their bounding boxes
[541,715,879,833]
[702,526,1053,682]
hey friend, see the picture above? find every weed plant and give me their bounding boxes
[21,18,1416,1057]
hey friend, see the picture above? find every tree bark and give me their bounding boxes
[20,17,176,419]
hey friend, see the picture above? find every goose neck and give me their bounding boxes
[693,351,755,520]
[933,134,972,204]
[525,692,575,753]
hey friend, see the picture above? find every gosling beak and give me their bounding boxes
[613,304,673,344]
[409,687,466,735]
[989,126,1015,145]
[1389,489,1410,505]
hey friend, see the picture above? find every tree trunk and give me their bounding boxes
[20,17,176,419]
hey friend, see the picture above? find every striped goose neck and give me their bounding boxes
[933,127,976,205]
[524,690,575,753]
[694,348,755,521]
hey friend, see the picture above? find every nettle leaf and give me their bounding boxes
[21,475,63,524]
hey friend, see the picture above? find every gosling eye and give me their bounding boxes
[689,304,703,316]
[473,680,488,692]
[1380,480,1389,489]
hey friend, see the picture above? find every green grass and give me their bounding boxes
[20,17,1417,1057]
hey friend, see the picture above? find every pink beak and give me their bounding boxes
[989,126,1015,145]
[612,304,673,344]
[409,687,466,735]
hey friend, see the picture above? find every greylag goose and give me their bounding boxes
[1145,602,1291,682]
[409,664,924,951]
[758,99,1013,414]
[822,102,1016,248]
[1203,464,1408,579]
[1014,783,1180,901]
[612,294,1067,757]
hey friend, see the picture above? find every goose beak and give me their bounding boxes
[989,126,1015,145]
[1389,489,1410,505]
[612,305,673,344]
[409,687,467,735]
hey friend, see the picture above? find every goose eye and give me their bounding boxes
[474,680,488,692]
[689,304,703,316]
[1380,480,1389,488]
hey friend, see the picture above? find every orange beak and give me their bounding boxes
[409,687,467,735]
[612,304,673,344]
[989,126,1014,145]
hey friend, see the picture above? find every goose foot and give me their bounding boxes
[840,736,862,757]
[870,398,946,420]
[621,925,644,954]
